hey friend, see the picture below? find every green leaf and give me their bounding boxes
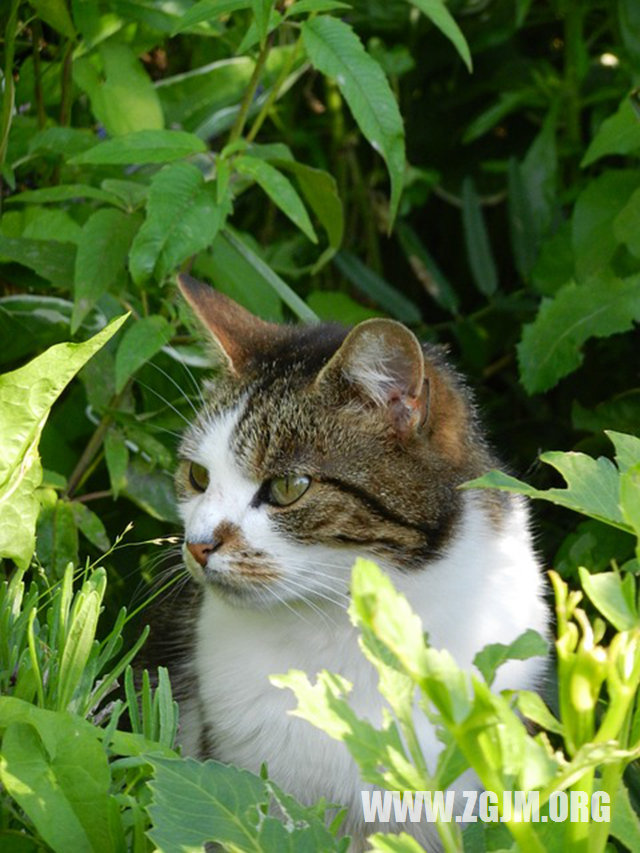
[473,629,549,687]
[613,186,640,259]
[578,568,638,631]
[235,155,317,243]
[30,0,76,39]
[285,0,352,17]
[147,755,342,852]
[104,430,129,499]
[69,502,111,551]
[6,184,124,207]
[0,316,127,568]
[611,779,640,851]
[121,456,180,522]
[73,42,164,137]
[115,316,174,393]
[302,15,405,228]
[72,209,140,332]
[0,235,75,286]
[69,129,207,165]
[171,0,250,35]
[405,0,472,71]
[129,162,229,285]
[516,691,564,736]
[572,170,640,281]
[463,449,629,531]
[368,833,427,853]
[581,97,640,167]
[333,250,421,323]
[0,295,74,365]
[35,492,78,579]
[607,430,640,473]
[0,720,112,853]
[516,275,640,394]
[222,230,319,322]
[395,221,459,314]
[461,177,498,297]
[251,0,273,46]
[307,290,381,324]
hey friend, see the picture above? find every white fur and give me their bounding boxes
[178,404,549,850]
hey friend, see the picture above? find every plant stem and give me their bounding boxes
[563,0,584,182]
[65,383,131,499]
[228,35,274,144]
[246,37,301,142]
[59,41,74,127]
[32,19,47,130]
[0,0,20,176]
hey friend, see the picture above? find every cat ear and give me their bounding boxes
[315,318,429,439]
[177,274,277,375]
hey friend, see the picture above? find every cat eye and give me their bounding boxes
[189,462,210,492]
[268,474,311,507]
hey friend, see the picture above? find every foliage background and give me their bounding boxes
[0,0,640,847]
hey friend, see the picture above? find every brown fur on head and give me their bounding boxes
[178,274,500,568]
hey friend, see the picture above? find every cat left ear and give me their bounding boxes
[315,318,429,439]
[177,274,278,375]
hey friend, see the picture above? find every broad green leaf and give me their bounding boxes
[613,186,640,258]
[406,0,472,71]
[129,163,228,285]
[27,126,97,158]
[461,177,498,296]
[395,222,459,314]
[578,568,638,631]
[473,629,549,686]
[0,295,74,365]
[223,230,319,322]
[334,250,421,323]
[6,184,124,207]
[21,208,82,244]
[171,0,250,35]
[463,449,628,531]
[72,209,140,332]
[147,755,342,852]
[517,275,640,394]
[30,0,76,38]
[73,42,164,136]
[611,779,640,851]
[115,316,174,392]
[0,315,127,568]
[69,129,207,165]
[607,430,640,473]
[100,179,148,210]
[285,0,352,16]
[0,708,112,853]
[572,170,640,281]
[581,97,640,167]
[235,155,317,243]
[0,235,75,286]
[307,291,381,324]
[302,16,405,227]
[35,492,78,579]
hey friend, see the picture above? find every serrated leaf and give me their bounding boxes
[406,0,472,71]
[473,629,548,687]
[235,155,317,243]
[516,275,640,394]
[0,235,75,286]
[0,315,127,568]
[115,316,174,393]
[129,163,228,284]
[461,177,498,296]
[463,449,629,531]
[72,209,140,332]
[69,129,207,165]
[581,97,640,167]
[73,42,164,136]
[333,250,421,323]
[302,16,405,228]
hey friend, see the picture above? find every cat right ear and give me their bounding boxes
[177,274,277,376]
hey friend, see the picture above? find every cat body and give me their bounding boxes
[159,275,549,850]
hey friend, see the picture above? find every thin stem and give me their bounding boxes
[228,35,274,144]
[246,36,301,142]
[58,40,74,127]
[32,19,47,129]
[0,0,20,174]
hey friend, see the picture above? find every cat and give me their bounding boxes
[154,272,549,851]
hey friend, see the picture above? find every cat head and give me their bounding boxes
[176,274,492,609]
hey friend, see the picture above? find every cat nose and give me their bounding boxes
[187,540,220,567]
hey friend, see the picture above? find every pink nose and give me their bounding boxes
[187,542,216,567]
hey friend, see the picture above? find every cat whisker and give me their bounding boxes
[146,359,201,415]
[135,378,193,427]
[162,345,207,406]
